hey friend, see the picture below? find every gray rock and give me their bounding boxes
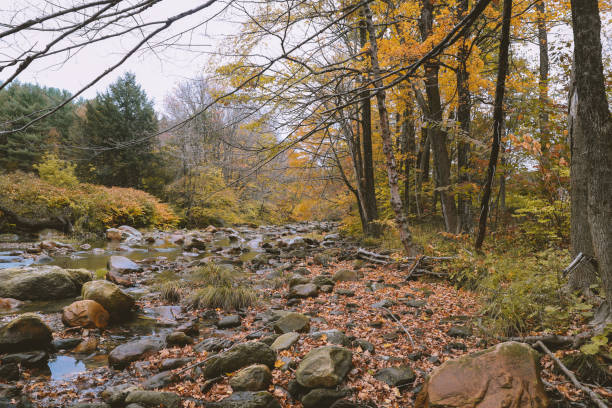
[310,330,350,347]
[289,283,318,298]
[69,404,111,408]
[124,391,180,408]
[217,315,241,329]
[352,339,374,353]
[332,269,362,282]
[288,274,310,287]
[108,256,141,274]
[335,289,355,297]
[81,280,135,321]
[301,388,347,408]
[194,337,233,353]
[0,313,52,352]
[296,346,352,388]
[204,342,276,379]
[1,351,48,367]
[160,357,194,371]
[142,371,179,390]
[229,364,272,391]
[293,267,310,276]
[273,313,310,334]
[0,266,91,301]
[270,332,299,351]
[204,391,281,408]
[312,275,334,287]
[0,363,19,381]
[52,337,82,350]
[108,338,165,369]
[374,366,415,387]
[166,332,193,347]
[447,325,472,338]
[101,384,138,406]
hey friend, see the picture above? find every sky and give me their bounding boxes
[0,0,241,110]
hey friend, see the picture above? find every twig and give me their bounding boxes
[535,340,608,408]
[375,306,415,348]
[405,257,422,280]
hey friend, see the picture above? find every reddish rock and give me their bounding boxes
[73,337,98,354]
[106,270,134,287]
[0,298,22,310]
[415,341,549,408]
[62,300,110,329]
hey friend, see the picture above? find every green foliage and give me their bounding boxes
[33,153,79,187]
[508,193,570,246]
[581,324,612,356]
[94,268,107,280]
[185,263,255,310]
[188,263,239,287]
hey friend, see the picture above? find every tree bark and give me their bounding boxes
[364,4,418,255]
[569,0,612,313]
[475,0,512,250]
[536,0,550,155]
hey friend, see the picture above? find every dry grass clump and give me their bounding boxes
[185,263,256,310]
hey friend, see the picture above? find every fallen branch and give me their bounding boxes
[375,306,415,348]
[505,332,592,350]
[535,340,608,408]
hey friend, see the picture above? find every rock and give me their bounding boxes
[229,364,272,391]
[0,313,52,352]
[108,338,165,369]
[0,266,91,301]
[335,289,354,297]
[106,228,123,241]
[1,351,48,367]
[81,280,135,321]
[69,404,110,408]
[330,400,377,408]
[73,337,98,354]
[101,384,139,407]
[415,342,549,408]
[166,332,193,347]
[290,283,318,298]
[124,390,180,408]
[204,391,281,408]
[332,269,362,282]
[52,337,82,350]
[288,274,310,287]
[374,366,415,387]
[353,339,375,353]
[184,237,207,251]
[313,254,331,266]
[108,256,141,274]
[0,298,22,310]
[404,299,427,308]
[160,357,193,371]
[62,300,110,329]
[312,275,334,287]
[372,299,394,309]
[310,330,350,347]
[204,342,276,379]
[295,346,353,388]
[301,388,347,408]
[118,225,142,240]
[142,371,179,389]
[270,332,299,351]
[0,364,19,381]
[194,337,233,353]
[273,313,310,334]
[217,315,241,329]
[293,267,310,276]
[106,270,134,287]
[446,325,472,338]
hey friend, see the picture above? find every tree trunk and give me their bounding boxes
[569,0,612,314]
[475,0,512,250]
[537,0,550,155]
[364,4,418,255]
[400,108,416,214]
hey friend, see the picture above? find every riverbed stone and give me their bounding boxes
[0,363,19,381]
[81,280,135,321]
[108,338,165,369]
[270,332,299,351]
[108,255,141,274]
[301,388,348,408]
[194,337,233,353]
[289,283,318,298]
[0,266,91,301]
[52,337,82,351]
[203,342,275,379]
[229,364,272,391]
[142,371,179,390]
[1,351,48,367]
[273,313,310,334]
[0,313,52,352]
[296,346,353,388]
[124,390,180,408]
[204,391,281,408]
[374,366,415,387]
[310,330,350,347]
[166,331,193,347]
[62,300,110,329]
[217,315,241,329]
[414,341,548,408]
[332,269,362,282]
[160,357,194,371]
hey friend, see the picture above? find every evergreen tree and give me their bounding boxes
[82,72,159,189]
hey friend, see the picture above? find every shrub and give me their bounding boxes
[33,153,79,187]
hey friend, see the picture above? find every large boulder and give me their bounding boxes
[0,267,91,301]
[108,338,165,369]
[205,391,281,408]
[81,280,135,321]
[271,332,300,351]
[273,313,310,334]
[124,390,180,408]
[204,342,276,379]
[107,256,141,274]
[296,346,352,388]
[332,269,362,282]
[290,283,319,298]
[415,341,549,408]
[374,366,415,387]
[62,300,110,329]
[0,313,52,352]
[229,364,272,391]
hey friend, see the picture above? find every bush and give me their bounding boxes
[0,171,178,235]
[33,153,79,187]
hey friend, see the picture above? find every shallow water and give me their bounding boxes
[48,355,87,380]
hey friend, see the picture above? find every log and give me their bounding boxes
[506,331,592,350]
[0,205,72,233]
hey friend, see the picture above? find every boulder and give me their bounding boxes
[289,283,318,298]
[229,364,272,391]
[118,226,142,240]
[332,269,362,282]
[288,274,310,287]
[142,371,179,390]
[106,228,123,241]
[184,236,207,251]
[108,256,141,274]
[310,330,350,347]
[204,391,281,408]
[296,346,352,388]
[62,300,110,329]
[194,337,233,353]
[106,270,134,287]
[301,388,347,408]
[374,366,415,387]
[108,338,165,369]
[1,351,48,367]
[81,280,135,321]
[0,267,91,301]
[204,342,275,379]
[0,313,52,352]
[270,332,299,351]
[415,341,549,408]
[217,315,241,329]
[166,332,193,347]
[0,363,19,381]
[273,313,310,334]
[160,357,194,371]
[124,390,180,408]
[446,325,472,338]
[312,275,334,288]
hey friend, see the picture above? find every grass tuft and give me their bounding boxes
[186,286,256,310]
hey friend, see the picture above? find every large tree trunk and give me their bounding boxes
[420,0,458,233]
[364,4,418,255]
[475,0,512,250]
[569,0,612,316]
